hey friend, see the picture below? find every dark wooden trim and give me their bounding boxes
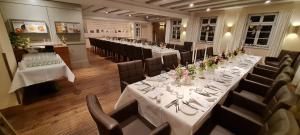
[92,7,107,12]
[1,53,13,80]
[146,0,164,4]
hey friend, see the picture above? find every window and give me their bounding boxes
[171,20,181,40]
[244,13,277,48]
[135,23,141,39]
[199,17,217,42]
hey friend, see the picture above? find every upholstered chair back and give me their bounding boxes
[86,95,123,135]
[145,57,163,77]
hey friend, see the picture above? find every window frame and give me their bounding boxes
[199,17,218,43]
[171,20,182,40]
[134,23,141,39]
[243,13,278,49]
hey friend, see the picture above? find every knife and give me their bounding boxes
[165,99,178,108]
[182,101,198,110]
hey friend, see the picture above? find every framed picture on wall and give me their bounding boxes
[11,19,48,33]
[55,22,81,34]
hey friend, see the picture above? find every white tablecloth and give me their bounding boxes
[101,39,181,60]
[115,54,261,135]
[9,55,75,93]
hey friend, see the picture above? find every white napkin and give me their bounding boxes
[205,97,218,102]
[209,82,228,90]
[190,94,210,108]
[148,90,163,99]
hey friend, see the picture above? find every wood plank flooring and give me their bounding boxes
[1,49,121,135]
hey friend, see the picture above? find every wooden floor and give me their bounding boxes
[1,49,121,135]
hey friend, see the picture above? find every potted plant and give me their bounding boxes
[9,32,30,62]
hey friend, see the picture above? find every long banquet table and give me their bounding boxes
[100,39,181,60]
[115,54,261,135]
[9,54,75,93]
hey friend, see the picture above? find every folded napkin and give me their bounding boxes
[209,82,228,91]
[190,94,210,108]
[148,90,163,99]
[205,97,217,102]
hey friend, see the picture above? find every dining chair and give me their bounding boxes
[117,60,145,92]
[265,50,299,67]
[195,105,263,135]
[145,57,163,77]
[206,47,214,57]
[174,45,185,52]
[142,48,152,61]
[183,42,193,52]
[234,72,291,104]
[180,51,192,66]
[252,57,293,79]
[246,66,294,86]
[196,49,205,61]
[86,95,171,135]
[223,84,297,125]
[162,54,178,71]
[196,106,299,135]
[293,54,300,70]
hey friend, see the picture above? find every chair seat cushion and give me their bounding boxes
[209,125,234,135]
[265,61,280,67]
[121,115,155,135]
[229,104,263,123]
[240,90,264,102]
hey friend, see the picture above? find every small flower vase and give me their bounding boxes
[182,76,192,86]
[206,66,215,74]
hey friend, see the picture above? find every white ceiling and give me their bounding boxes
[52,0,296,21]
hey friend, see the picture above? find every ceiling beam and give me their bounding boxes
[188,0,280,12]
[92,7,107,12]
[108,9,122,13]
[179,0,241,10]
[160,0,200,7]
[82,5,94,11]
[171,0,236,10]
[145,0,164,4]
[117,11,132,15]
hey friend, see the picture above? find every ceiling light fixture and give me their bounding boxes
[128,14,132,17]
[265,0,271,4]
[146,16,149,19]
[206,8,211,12]
[189,3,194,7]
[105,11,109,14]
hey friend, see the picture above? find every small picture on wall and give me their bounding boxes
[96,29,99,33]
[90,30,94,33]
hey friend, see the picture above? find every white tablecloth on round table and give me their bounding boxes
[115,54,261,135]
[9,55,75,93]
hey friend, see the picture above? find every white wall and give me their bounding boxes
[0,0,89,67]
[184,2,300,57]
[0,12,18,109]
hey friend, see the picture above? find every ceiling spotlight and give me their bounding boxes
[128,14,132,17]
[189,3,194,7]
[105,11,109,14]
[206,8,211,12]
[146,16,149,19]
[265,0,271,4]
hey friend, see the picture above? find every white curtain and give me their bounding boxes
[268,8,293,56]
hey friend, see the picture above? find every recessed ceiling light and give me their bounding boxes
[206,8,211,12]
[265,0,271,4]
[128,14,132,17]
[105,11,109,14]
[146,16,149,19]
[189,3,194,7]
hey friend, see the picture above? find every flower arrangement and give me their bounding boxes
[9,32,30,49]
[175,64,197,81]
